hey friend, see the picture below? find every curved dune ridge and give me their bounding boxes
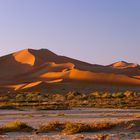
[13,49,35,66]
[0,48,140,91]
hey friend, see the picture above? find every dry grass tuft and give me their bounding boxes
[37,121,64,133]
[0,121,34,133]
[37,121,117,134]
[63,121,116,134]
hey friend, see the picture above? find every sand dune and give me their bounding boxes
[0,48,140,91]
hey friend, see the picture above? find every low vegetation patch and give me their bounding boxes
[38,121,64,133]
[0,120,139,134]
[0,90,139,109]
[0,121,34,133]
[37,121,118,134]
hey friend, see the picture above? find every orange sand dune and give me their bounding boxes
[0,48,140,91]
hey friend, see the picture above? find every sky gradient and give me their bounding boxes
[0,0,140,65]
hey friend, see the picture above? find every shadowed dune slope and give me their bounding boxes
[0,48,140,91]
[0,53,32,78]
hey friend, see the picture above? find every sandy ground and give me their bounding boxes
[0,108,139,140]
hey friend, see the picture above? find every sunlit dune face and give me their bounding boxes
[22,81,42,89]
[46,79,63,83]
[13,49,35,66]
[8,83,25,90]
[69,69,93,80]
[7,81,42,90]
[40,71,69,79]
[69,69,140,84]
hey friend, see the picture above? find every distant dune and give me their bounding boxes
[0,48,140,92]
[110,61,139,69]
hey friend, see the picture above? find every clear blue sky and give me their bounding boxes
[0,0,140,65]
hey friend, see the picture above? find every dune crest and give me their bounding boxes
[13,49,35,66]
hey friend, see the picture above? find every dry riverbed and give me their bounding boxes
[0,108,139,140]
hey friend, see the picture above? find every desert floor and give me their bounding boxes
[0,108,139,140]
